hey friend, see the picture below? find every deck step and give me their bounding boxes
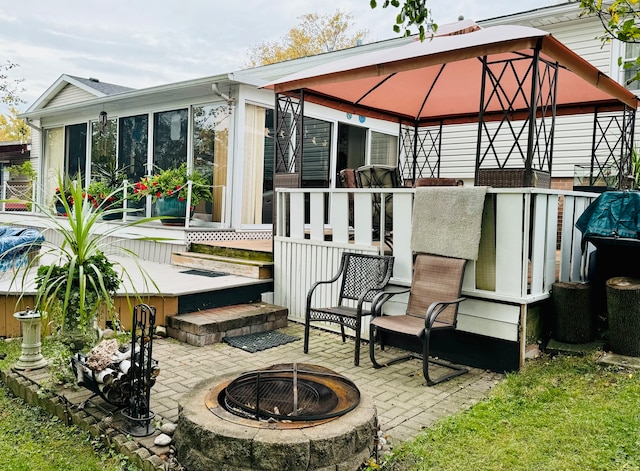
[190,241,273,263]
[166,302,288,347]
[171,252,273,279]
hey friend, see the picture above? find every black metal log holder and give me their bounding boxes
[121,304,157,437]
[72,352,130,409]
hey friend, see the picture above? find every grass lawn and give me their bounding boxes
[2,336,639,471]
[377,352,640,471]
[0,338,140,471]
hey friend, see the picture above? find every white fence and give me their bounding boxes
[274,187,597,353]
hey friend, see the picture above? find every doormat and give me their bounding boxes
[180,269,228,278]
[224,331,300,353]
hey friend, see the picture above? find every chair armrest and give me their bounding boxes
[425,297,466,327]
[370,286,411,316]
[306,278,338,309]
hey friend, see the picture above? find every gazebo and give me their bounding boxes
[265,23,639,371]
[267,21,638,191]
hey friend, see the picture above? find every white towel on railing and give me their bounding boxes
[411,186,488,261]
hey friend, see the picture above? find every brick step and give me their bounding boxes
[166,302,288,347]
[171,252,273,279]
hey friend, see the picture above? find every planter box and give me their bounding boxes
[476,168,551,188]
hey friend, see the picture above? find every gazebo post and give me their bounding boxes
[525,41,541,183]
[474,44,557,188]
[581,105,635,191]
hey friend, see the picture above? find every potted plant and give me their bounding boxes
[86,179,126,220]
[53,186,74,216]
[132,163,211,225]
[9,173,161,351]
[87,161,131,220]
[35,252,120,350]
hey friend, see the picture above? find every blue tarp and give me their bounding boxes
[0,226,44,271]
[575,191,640,240]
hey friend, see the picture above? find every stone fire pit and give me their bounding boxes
[174,364,378,471]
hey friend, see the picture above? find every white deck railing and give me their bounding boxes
[274,187,598,328]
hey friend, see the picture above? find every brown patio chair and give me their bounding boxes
[304,251,394,366]
[369,253,468,385]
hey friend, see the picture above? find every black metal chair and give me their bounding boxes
[369,253,469,385]
[304,252,394,366]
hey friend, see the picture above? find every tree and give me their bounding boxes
[245,10,368,67]
[579,0,640,86]
[0,61,25,107]
[369,0,436,39]
[0,107,30,142]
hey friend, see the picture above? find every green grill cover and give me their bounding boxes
[575,191,640,240]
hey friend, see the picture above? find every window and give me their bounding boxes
[119,114,149,184]
[622,43,640,91]
[193,104,229,223]
[91,118,117,179]
[242,105,268,225]
[302,117,332,188]
[370,131,398,166]
[153,109,188,170]
[44,127,64,204]
[65,123,87,179]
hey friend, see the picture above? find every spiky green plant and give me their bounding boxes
[6,173,164,343]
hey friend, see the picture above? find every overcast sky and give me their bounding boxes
[1,0,557,113]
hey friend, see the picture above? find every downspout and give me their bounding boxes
[24,118,43,207]
[25,117,42,133]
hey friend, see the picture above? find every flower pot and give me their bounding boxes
[101,204,124,221]
[156,197,192,226]
[102,211,123,221]
[55,202,68,216]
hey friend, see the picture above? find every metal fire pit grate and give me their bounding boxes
[222,363,360,422]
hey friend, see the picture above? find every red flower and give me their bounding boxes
[167,189,173,196]
[156,191,162,198]
[178,197,184,202]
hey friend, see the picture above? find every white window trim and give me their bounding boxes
[612,39,640,93]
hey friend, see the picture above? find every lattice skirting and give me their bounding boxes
[186,230,272,244]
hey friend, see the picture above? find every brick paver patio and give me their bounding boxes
[5,322,504,469]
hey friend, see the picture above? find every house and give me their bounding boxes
[16,3,637,232]
[16,39,415,240]
[7,1,637,369]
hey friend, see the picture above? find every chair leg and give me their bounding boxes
[340,324,346,343]
[354,330,360,367]
[303,314,311,354]
[369,325,383,368]
[423,329,468,386]
[369,325,416,369]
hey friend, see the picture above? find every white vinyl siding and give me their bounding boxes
[542,17,611,74]
[423,15,616,181]
[44,84,96,109]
